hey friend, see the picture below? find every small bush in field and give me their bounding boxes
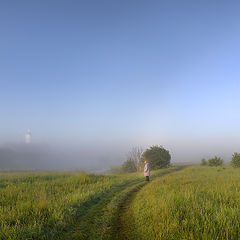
[122,159,137,173]
[208,156,224,166]
[201,158,207,166]
[231,152,240,168]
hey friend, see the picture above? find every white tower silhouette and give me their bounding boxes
[25,129,32,144]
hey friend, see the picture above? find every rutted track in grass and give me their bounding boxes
[114,183,146,240]
[113,166,188,240]
[58,178,143,240]
[59,166,187,240]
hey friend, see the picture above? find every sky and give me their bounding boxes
[1,1,240,168]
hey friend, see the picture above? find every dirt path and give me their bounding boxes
[58,179,142,240]
[59,166,187,240]
[115,182,146,240]
[113,166,188,240]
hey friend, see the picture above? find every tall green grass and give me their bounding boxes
[58,168,178,240]
[122,166,240,239]
[0,171,141,240]
[0,167,179,240]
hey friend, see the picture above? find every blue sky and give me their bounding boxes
[1,1,240,163]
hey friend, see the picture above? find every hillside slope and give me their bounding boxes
[119,166,240,240]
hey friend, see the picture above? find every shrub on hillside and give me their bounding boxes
[141,145,171,170]
[231,152,240,168]
[122,159,137,173]
[208,156,224,167]
[201,158,207,166]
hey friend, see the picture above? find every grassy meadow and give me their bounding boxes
[1,165,240,240]
[120,166,240,240]
[0,171,118,239]
[0,168,177,240]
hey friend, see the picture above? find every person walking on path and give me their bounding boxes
[144,160,150,181]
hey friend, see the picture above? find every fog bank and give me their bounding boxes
[0,142,127,172]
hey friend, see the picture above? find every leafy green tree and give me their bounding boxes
[122,159,137,173]
[208,156,224,167]
[141,145,171,169]
[231,152,240,168]
[201,158,207,166]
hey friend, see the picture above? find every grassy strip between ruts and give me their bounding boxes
[58,166,186,240]
[120,166,240,240]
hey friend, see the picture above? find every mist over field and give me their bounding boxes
[0,141,126,171]
[0,135,238,171]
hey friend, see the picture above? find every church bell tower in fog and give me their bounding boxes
[25,129,32,144]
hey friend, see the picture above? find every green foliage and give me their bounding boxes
[122,166,240,240]
[208,156,224,166]
[231,152,240,168]
[141,145,171,169]
[122,159,137,173]
[200,158,207,166]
